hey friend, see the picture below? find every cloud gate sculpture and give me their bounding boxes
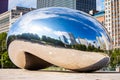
[7,7,112,72]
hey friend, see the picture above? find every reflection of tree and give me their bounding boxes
[7,33,104,52]
[72,44,87,51]
[7,33,40,46]
[41,35,64,47]
[87,44,103,52]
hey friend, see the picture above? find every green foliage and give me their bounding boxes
[72,44,87,51]
[0,32,17,68]
[1,51,16,68]
[109,49,120,68]
[0,32,7,59]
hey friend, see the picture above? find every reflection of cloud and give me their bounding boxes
[18,7,90,29]
[18,12,59,27]
[54,31,67,36]
[16,7,103,38]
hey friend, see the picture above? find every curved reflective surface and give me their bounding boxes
[7,7,111,72]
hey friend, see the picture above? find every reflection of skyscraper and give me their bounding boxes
[59,32,76,45]
[68,33,77,45]
[96,36,106,50]
[0,0,8,14]
[96,33,112,50]
[59,35,69,45]
[37,0,96,13]
[76,37,88,47]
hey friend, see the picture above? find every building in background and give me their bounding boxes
[37,0,96,13]
[105,0,120,48]
[0,11,10,33]
[37,0,76,9]
[0,6,35,33]
[0,0,8,14]
[94,11,105,26]
[76,0,96,13]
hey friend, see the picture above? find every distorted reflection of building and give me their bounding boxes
[96,33,111,50]
[59,32,77,45]
[96,36,106,50]
[76,37,88,47]
[93,41,99,48]
[68,33,77,45]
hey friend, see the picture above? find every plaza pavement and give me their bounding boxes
[0,69,120,80]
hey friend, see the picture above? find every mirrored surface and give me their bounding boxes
[7,7,111,72]
[7,7,111,51]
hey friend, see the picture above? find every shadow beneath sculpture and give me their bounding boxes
[73,57,109,72]
[24,52,52,70]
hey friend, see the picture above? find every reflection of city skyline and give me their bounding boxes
[8,25,109,50]
[57,31,101,48]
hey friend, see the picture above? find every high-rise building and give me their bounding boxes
[0,11,10,33]
[0,6,35,33]
[37,0,96,13]
[76,0,96,13]
[0,0,8,14]
[105,0,120,48]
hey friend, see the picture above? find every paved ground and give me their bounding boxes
[0,69,120,80]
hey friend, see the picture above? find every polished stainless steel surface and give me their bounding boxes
[7,7,111,72]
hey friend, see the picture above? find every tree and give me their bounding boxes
[110,49,120,68]
[0,32,7,67]
[1,51,16,68]
[0,32,17,68]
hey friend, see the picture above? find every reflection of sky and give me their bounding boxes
[32,17,100,41]
[8,7,110,46]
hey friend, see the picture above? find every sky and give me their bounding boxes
[8,0,37,10]
[9,0,104,11]
[97,0,104,11]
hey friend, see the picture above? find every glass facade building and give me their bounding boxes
[76,0,96,13]
[37,0,76,9]
[37,0,96,13]
[0,0,8,14]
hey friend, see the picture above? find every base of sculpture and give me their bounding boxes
[8,40,109,72]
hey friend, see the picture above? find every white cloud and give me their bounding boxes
[97,0,104,11]
[9,0,36,10]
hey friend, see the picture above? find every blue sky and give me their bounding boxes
[9,0,104,11]
[8,0,37,10]
[97,0,104,11]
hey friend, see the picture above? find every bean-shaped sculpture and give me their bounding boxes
[7,7,112,72]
